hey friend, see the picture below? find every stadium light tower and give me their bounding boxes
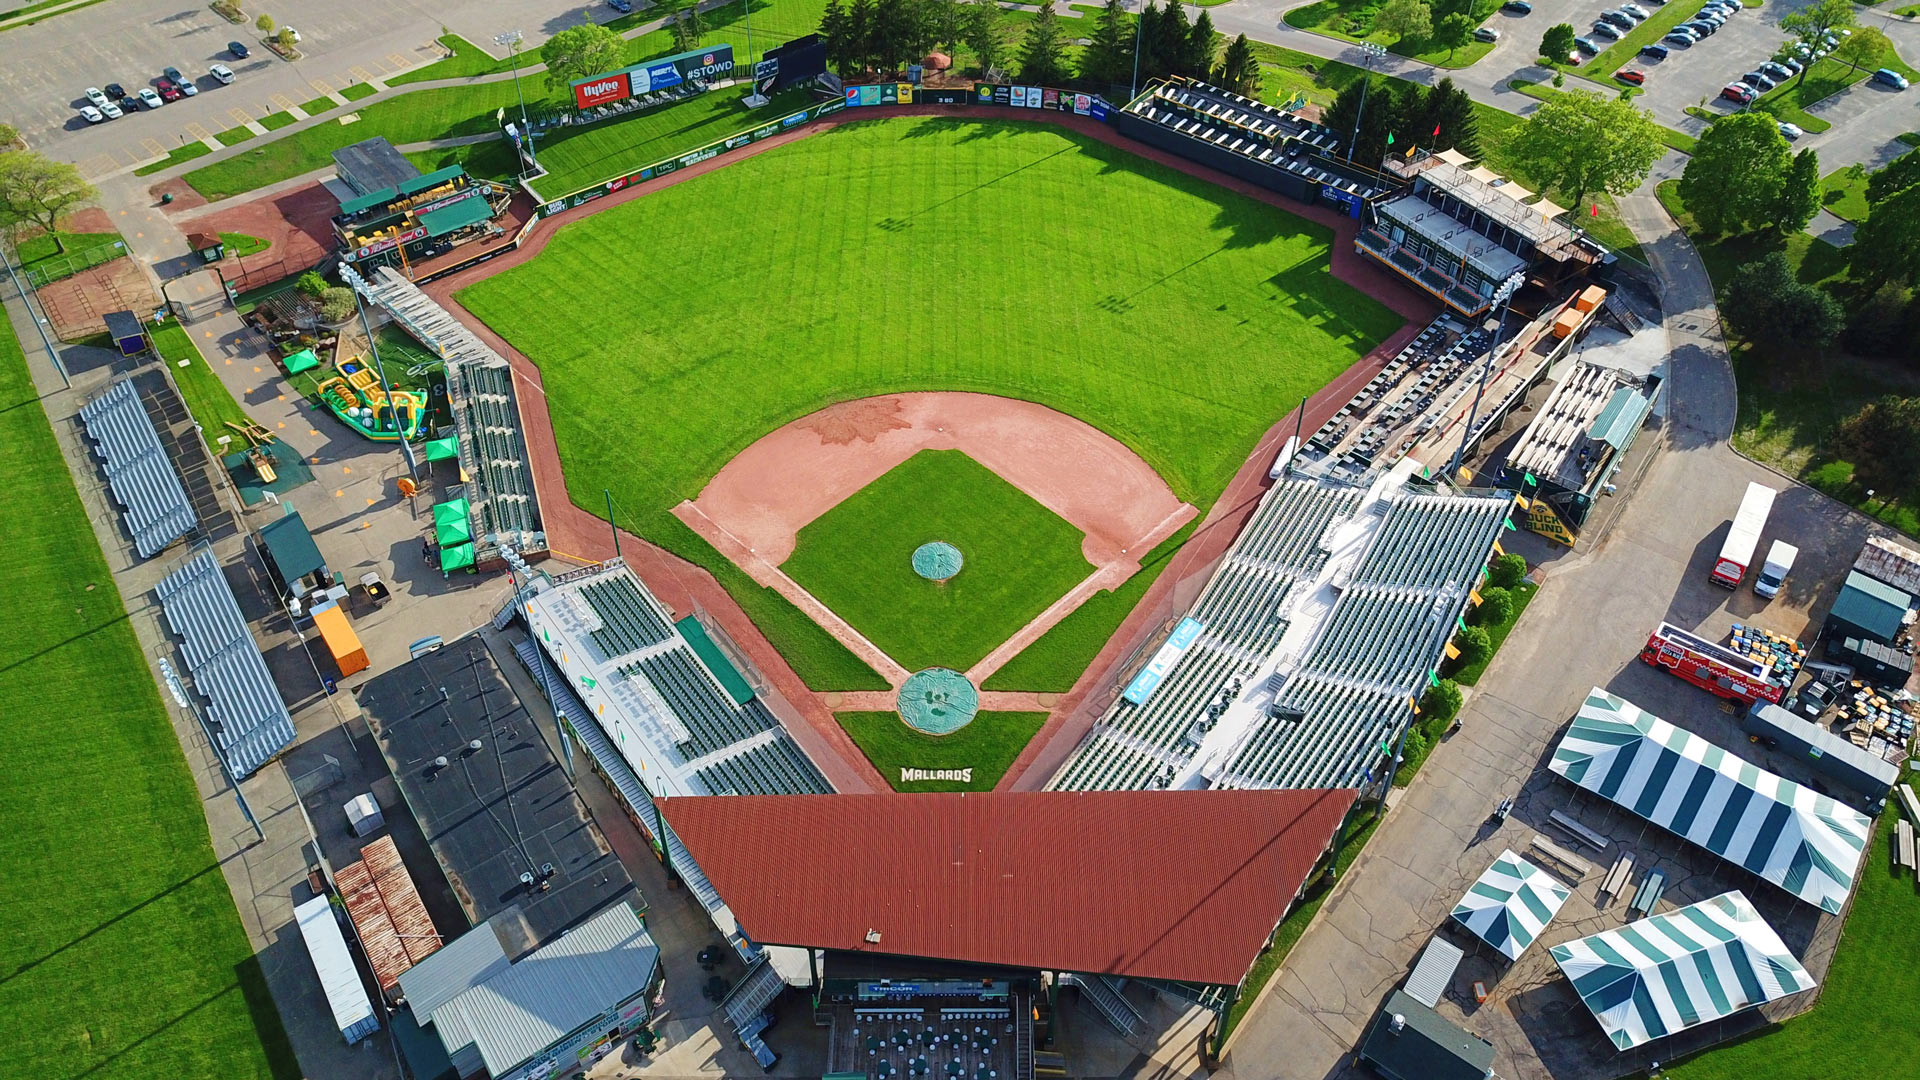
[496,30,536,174]
[1344,42,1388,163]
[1446,271,1527,483]
[1129,0,1146,100]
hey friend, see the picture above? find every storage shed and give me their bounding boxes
[1825,570,1912,647]
[1357,988,1494,1080]
[295,895,381,1045]
[1744,702,1899,807]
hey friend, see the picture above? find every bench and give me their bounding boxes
[1599,854,1635,902]
[1528,834,1592,879]
[1631,869,1667,918]
[1549,809,1611,852]
[1897,819,1915,872]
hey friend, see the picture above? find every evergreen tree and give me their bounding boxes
[869,0,920,75]
[1213,33,1259,95]
[670,0,706,50]
[1016,0,1069,84]
[1151,0,1190,81]
[848,0,877,76]
[1777,148,1822,234]
[819,0,855,74]
[963,0,1006,78]
[1186,11,1217,78]
[925,0,964,57]
[1081,0,1135,87]
[1419,77,1478,157]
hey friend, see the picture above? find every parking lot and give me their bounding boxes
[1581,1,1797,128]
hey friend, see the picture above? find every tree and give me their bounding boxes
[1135,2,1164,80]
[1473,586,1514,627]
[820,0,856,74]
[1540,22,1576,64]
[1866,148,1920,204]
[1777,147,1822,233]
[1505,90,1663,215]
[671,0,707,51]
[255,12,273,34]
[926,0,965,57]
[1418,77,1478,157]
[540,22,624,93]
[1374,0,1432,45]
[1081,0,1135,87]
[1832,25,1892,75]
[0,151,95,255]
[276,26,297,49]
[0,123,18,149]
[1488,552,1528,589]
[868,0,924,75]
[320,287,357,324]
[1677,112,1791,235]
[1779,0,1857,89]
[1454,625,1492,668]
[1850,182,1920,289]
[1214,33,1260,95]
[1150,0,1191,81]
[1433,11,1476,59]
[1324,77,1392,165]
[1186,11,1218,78]
[1016,0,1068,84]
[295,270,329,297]
[1842,284,1916,358]
[963,0,1006,78]
[1832,395,1920,495]
[1421,680,1464,726]
[1723,252,1843,351]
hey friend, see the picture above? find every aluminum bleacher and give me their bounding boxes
[153,549,296,777]
[77,377,197,558]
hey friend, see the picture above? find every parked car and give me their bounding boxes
[1641,43,1669,59]
[1599,11,1635,28]
[282,26,300,42]
[1501,0,1531,11]
[1741,71,1776,91]
[1622,3,1651,16]
[1776,56,1804,73]
[1574,35,1600,52]
[79,104,104,123]
[99,99,122,119]
[1615,68,1646,85]
[607,0,634,10]
[155,78,182,102]
[1664,31,1697,46]
[1473,26,1500,42]
[1759,61,1794,81]
[1720,83,1755,103]
[210,63,235,85]
[84,86,108,108]
[1777,121,1804,140]
[1681,21,1715,36]
[138,87,163,109]
[1591,22,1622,40]
[1873,67,1910,89]
[104,81,126,99]
[115,92,139,112]
[162,67,197,95]
[229,40,249,59]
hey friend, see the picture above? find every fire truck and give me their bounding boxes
[1640,622,1788,704]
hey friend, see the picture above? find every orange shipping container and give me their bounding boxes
[1574,284,1607,313]
[311,603,369,677]
[1552,308,1584,339]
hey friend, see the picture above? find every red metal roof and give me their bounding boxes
[659,788,1357,986]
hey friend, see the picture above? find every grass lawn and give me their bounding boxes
[151,322,255,434]
[13,229,121,275]
[390,34,514,85]
[459,116,1403,689]
[218,232,270,257]
[404,138,522,183]
[298,94,337,116]
[528,87,813,200]
[1901,132,1920,148]
[1666,789,1920,1079]
[0,307,299,1079]
[1820,164,1871,222]
[835,711,1047,792]
[258,110,295,131]
[1222,805,1382,1042]
[984,521,1195,692]
[784,450,1093,672]
[214,125,255,146]
[1752,52,1920,134]
[1509,79,1698,155]
[1283,0,1499,68]
[339,81,377,101]
[133,140,213,176]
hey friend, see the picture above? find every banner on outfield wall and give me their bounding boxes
[569,45,734,110]
[972,84,1106,117]
[844,82,914,106]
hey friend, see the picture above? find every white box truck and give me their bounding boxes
[1712,482,1777,588]
[1753,540,1798,599]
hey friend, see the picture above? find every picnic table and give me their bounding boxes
[1631,869,1667,917]
[1600,854,1635,903]
[1529,833,1593,879]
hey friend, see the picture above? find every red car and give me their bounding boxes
[1615,68,1646,85]
[155,77,182,102]
[1720,84,1754,103]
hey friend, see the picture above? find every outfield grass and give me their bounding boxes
[1283,0,1499,68]
[784,450,1093,673]
[836,711,1048,792]
[528,87,813,200]
[983,521,1195,692]
[0,308,299,1079]
[459,116,1403,689]
[1666,790,1920,1079]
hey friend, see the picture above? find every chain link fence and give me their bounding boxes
[22,239,130,288]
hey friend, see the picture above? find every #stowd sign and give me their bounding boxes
[1122,617,1205,705]
[901,767,973,784]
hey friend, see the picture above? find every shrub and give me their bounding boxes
[1421,680,1463,726]
[1488,552,1528,588]
[277,27,297,48]
[319,286,356,323]
[1455,625,1492,667]
[1474,586,1514,627]
[294,270,328,297]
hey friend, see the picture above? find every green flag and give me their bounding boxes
[1523,471,1537,485]
[1428,670,1441,688]
[1504,517,1517,531]
[580,674,597,690]
[1386,132,1396,145]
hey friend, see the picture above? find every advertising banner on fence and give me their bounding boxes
[348,225,428,262]
[1123,617,1206,706]
[573,72,629,110]
[569,45,731,111]
[1074,93,1092,115]
[845,83,914,106]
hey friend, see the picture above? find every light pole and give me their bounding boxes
[1345,42,1387,163]
[1447,271,1526,483]
[496,30,536,174]
[1129,0,1146,100]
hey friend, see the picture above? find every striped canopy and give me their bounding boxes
[1451,849,1570,960]
[1549,688,1871,913]
[1551,891,1814,1049]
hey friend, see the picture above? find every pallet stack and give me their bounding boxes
[1729,624,1806,689]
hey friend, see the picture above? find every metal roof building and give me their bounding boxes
[153,549,296,777]
[1496,360,1656,531]
[332,136,423,196]
[1855,535,1920,596]
[1549,688,1872,913]
[78,378,197,558]
[421,902,660,1080]
[1825,569,1912,646]
[1551,891,1815,1050]
[1356,988,1495,1080]
[398,920,512,1018]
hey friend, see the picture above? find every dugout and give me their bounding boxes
[104,309,149,357]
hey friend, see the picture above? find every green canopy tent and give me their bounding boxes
[439,541,475,573]
[422,436,460,462]
[432,499,472,547]
[281,348,321,375]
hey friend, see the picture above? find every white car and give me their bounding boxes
[138,87,163,109]
[282,27,301,42]
[1777,121,1803,140]
[210,63,235,84]
[79,104,104,123]
[84,86,109,108]
[99,99,122,119]
[1622,3,1650,16]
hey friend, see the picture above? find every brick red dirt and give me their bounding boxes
[420,105,1439,793]
[175,180,341,283]
[37,258,158,340]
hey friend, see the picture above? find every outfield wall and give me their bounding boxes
[525,82,1112,212]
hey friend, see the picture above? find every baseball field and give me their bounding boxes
[458,114,1403,691]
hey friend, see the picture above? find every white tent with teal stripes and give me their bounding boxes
[1450,849,1570,960]
[1551,890,1815,1049]
[1548,688,1871,913]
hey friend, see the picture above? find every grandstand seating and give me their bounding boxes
[579,576,673,659]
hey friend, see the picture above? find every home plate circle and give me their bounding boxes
[912,541,963,582]
[898,668,979,735]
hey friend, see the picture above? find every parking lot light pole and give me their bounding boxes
[1346,43,1388,164]
[497,31,536,174]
